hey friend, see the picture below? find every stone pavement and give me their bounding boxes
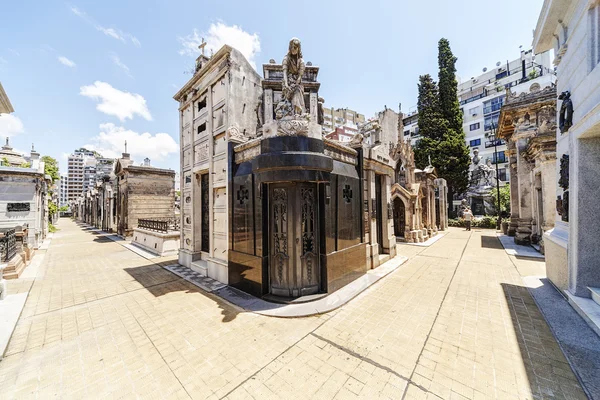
[0,220,588,399]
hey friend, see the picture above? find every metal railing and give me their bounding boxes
[0,228,17,262]
[138,218,179,233]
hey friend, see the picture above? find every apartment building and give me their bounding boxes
[403,49,556,186]
[321,106,365,135]
[66,148,114,201]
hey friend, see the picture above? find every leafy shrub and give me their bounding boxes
[448,216,498,229]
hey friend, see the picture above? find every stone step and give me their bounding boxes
[567,290,600,338]
[590,287,600,307]
[190,260,208,276]
[2,255,27,280]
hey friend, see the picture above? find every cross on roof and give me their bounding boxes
[198,38,207,56]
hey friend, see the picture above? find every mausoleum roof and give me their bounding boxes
[0,137,27,166]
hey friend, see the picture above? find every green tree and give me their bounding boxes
[492,184,511,216]
[438,38,463,134]
[1,156,9,166]
[436,38,471,204]
[414,75,447,168]
[59,205,69,212]
[48,201,58,218]
[41,156,59,184]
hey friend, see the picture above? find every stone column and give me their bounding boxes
[515,137,534,245]
[507,141,519,236]
[263,89,273,124]
[309,92,317,121]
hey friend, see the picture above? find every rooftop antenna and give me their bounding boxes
[124,140,127,153]
[428,154,432,166]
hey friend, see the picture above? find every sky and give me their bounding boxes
[0,0,545,173]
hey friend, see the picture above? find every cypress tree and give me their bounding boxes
[438,38,463,133]
[414,75,447,169]
[437,38,471,211]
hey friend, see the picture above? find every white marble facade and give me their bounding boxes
[174,46,262,283]
[534,0,600,314]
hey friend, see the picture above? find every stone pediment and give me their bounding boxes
[391,183,415,200]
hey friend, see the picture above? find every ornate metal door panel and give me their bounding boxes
[297,184,319,296]
[393,198,405,238]
[270,186,291,297]
[269,183,320,298]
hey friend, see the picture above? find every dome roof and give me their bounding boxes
[0,137,27,166]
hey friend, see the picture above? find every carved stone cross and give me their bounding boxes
[237,186,249,205]
[343,185,352,203]
[198,38,207,56]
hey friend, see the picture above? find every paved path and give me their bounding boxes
[0,220,587,399]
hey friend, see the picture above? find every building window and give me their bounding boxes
[197,98,207,113]
[483,97,504,115]
[468,106,479,116]
[404,130,410,136]
[197,122,206,135]
[589,5,600,70]
[492,151,507,164]
[469,139,481,147]
[498,168,507,181]
[469,123,480,131]
[484,113,500,131]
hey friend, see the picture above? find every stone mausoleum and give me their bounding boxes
[497,85,557,250]
[174,39,447,301]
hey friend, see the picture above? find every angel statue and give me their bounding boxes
[282,37,306,116]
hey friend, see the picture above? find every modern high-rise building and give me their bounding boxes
[58,174,68,207]
[458,49,555,186]
[321,106,365,136]
[402,49,556,189]
[66,148,114,201]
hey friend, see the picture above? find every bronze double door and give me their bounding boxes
[269,182,320,298]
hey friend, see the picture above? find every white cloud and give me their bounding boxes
[79,81,151,121]
[110,54,131,76]
[84,123,178,162]
[0,57,7,64]
[8,48,20,56]
[70,6,141,47]
[178,22,260,68]
[58,56,76,67]
[0,114,25,137]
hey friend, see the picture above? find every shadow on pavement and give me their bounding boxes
[501,282,590,399]
[524,277,600,399]
[480,235,503,249]
[123,263,241,323]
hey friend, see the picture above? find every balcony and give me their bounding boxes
[485,139,506,148]
[483,103,503,115]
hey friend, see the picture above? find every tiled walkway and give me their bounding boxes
[0,220,587,399]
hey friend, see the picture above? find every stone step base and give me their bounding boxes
[590,287,600,307]
[190,260,208,276]
[567,290,600,338]
[3,254,27,280]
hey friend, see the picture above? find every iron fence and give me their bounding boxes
[0,228,17,263]
[138,218,179,233]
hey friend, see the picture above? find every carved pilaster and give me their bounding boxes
[264,89,273,124]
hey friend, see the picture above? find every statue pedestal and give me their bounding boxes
[466,186,495,216]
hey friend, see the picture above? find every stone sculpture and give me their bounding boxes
[558,91,573,133]
[281,37,306,117]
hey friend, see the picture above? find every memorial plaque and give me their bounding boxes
[7,203,30,212]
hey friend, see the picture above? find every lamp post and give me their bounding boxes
[489,121,502,231]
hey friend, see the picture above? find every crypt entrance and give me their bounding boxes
[393,197,406,238]
[268,182,320,297]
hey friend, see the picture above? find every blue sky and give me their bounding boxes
[0,0,545,173]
